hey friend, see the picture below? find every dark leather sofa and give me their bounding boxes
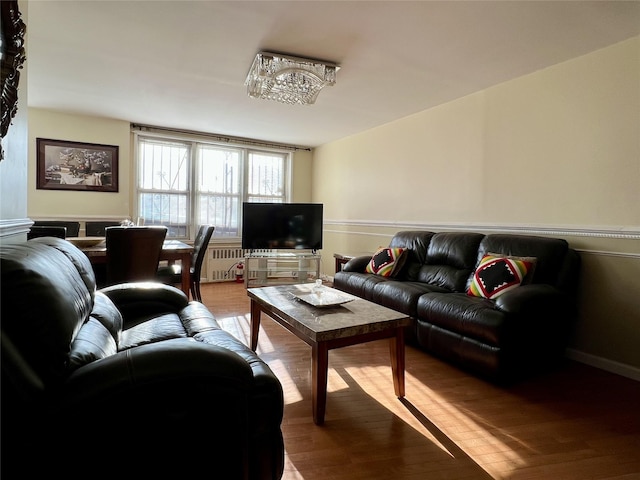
[334,231,581,382]
[1,237,284,479]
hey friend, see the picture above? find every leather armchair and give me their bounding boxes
[1,237,284,479]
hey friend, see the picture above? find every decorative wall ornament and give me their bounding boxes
[36,138,119,192]
[0,0,27,162]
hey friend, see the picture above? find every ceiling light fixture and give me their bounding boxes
[245,52,339,105]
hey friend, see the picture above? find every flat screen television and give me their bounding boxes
[242,202,323,251]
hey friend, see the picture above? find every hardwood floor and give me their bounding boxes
[200,282,640,480]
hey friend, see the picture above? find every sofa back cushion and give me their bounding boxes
[389,230,434,278]
[1,240,95,386]
[476,234,570,286]
[414,232,485,291]
[30,236,98,294]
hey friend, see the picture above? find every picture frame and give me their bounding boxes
[36,138,119,192]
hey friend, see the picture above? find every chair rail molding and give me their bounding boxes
[324,219,640,241]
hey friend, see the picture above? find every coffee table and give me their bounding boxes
[247,283,412,425]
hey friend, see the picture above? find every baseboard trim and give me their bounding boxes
[566,348,640,382]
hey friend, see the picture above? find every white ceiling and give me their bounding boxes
[26,1,640,148]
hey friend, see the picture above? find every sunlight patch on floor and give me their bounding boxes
[217,313,252,345]
[269,358,304,404]
[327,368,350,393]
[398,371,527,475]
[326,363,526,475]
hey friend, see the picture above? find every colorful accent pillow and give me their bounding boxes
[366,247,407,277]
[486,252,537,285]
[467,254,535,299]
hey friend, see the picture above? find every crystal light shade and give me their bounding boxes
[245,52,338,105]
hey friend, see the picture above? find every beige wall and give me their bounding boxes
[314,36,639,227]
[290,148,313,203]
[27,109,314,226]
[28,110,132,220]
[312,37,640,378]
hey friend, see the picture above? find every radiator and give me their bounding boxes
[205,246,246,283]
[204,246,276,283]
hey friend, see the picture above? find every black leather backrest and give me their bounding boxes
[85,221,120,236]
[416,232,485,291]
[389,231,434,264]
[389,231,435,280]
[192,225,215,276]
[1,241,94,386]
[477,234,570,286]
[28,225,67,240]
[31,236,98,294]
[33,220,80,237]
[105,226,167,285]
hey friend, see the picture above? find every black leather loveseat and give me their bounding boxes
[334,231,580,383]
[1,237,284,479]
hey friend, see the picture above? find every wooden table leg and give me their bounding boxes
[389,327,406,398]
[311,341,329,425]
[250,300,262,352]
[180,252,191,297]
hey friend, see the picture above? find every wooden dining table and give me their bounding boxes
[74,238,194,296]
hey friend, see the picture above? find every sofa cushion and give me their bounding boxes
[333,271,389,301]
[372,280,449,317]
[178,301,222,335]
[117,301,221,350]
[467,253,534,299]
[119,313,189,350]
[365,247,407,277]
[417,292,507,346]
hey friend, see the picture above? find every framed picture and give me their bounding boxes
[36,138,119,192]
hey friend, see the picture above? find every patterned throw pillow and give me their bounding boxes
[467,254,535,299]
[365,247,407,277]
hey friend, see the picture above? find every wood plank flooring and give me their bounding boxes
[200,282,640,480]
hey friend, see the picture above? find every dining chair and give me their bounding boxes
[33,220,80,237]
[156,225,215,301]
[85,220,121,237]
[105,226,168,286]
[27,225,67,240]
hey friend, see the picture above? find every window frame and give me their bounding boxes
[133,130,292,242]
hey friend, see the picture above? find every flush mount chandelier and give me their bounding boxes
[245,52,339,105]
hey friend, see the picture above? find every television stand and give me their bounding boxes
[244,252,321,288]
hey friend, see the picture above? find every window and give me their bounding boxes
[135,133,290,240]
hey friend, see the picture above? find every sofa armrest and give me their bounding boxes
[343,255,372,272]
[100,282,189,325]
[63,338,252,402]
[495,283,570,315]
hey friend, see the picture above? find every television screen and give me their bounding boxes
[242,202,323,251]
